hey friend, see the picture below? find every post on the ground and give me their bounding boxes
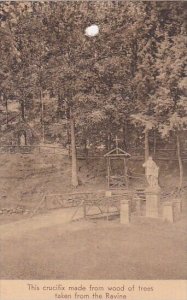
[162,202,174,222]
[105,190,112,221]
[120,199,130,224]
[135,196,143,216]
[173,199,182,214]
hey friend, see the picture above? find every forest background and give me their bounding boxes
[0,1,186,188]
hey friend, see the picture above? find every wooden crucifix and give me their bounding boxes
[115,136,121,154]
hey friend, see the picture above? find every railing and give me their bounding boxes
[0,144,186,160]
[0,145,68,155]
[32,190,130,220]
[70,146,187,160]
[31,189,175,219]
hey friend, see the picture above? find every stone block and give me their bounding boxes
[173,200,182,214]
[162,202,174,222]
[145,189,160,218]
[105,190,112,197]
[135,198,143,216]
[120,200,130,224]
[173,200,182,221]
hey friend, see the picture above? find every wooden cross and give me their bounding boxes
[114,135,121,154]
[115,135,120,148]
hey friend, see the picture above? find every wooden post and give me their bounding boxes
[145,129,149,162]
[153,130,157,156]
[70,109,78,188]
[105,191,112,221]
[124,158,129,188]
[107,158,110,188]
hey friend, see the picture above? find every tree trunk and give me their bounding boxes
[70,110,78,188]
[66,119,71,158]
[57,92,63,119]
[84,139,89,163]
[131,39,138,76]
[176,132,183,190]
[145,129,149,162]
[5,96,8,125]
[153,129,157,156]
[123,121,128,150]
[40,90,45,143]
[21,99,25,120]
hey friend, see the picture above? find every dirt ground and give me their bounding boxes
[0,209,187,280]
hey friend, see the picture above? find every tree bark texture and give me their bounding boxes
[40,90,45,143]
[70,110,78,187]
[176,132,183,190]
[145,129,149,162]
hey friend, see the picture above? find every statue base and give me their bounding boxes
[145,186,161,218]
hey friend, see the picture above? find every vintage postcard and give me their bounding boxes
[0,1,186,299]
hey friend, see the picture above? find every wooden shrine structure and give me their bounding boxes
[104,137,131,189]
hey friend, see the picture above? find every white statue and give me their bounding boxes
[143,156,159,189]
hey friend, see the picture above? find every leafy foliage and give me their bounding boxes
[0,1,186,149]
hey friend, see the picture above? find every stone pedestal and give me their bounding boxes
[145,187,160,218]
[172,199,182,221]
[135,198,144,216]
[162,202,174,222]
[135,198,141,215]
[105,190,112,197]
[173,200,182,214]
[120,200,130,224]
